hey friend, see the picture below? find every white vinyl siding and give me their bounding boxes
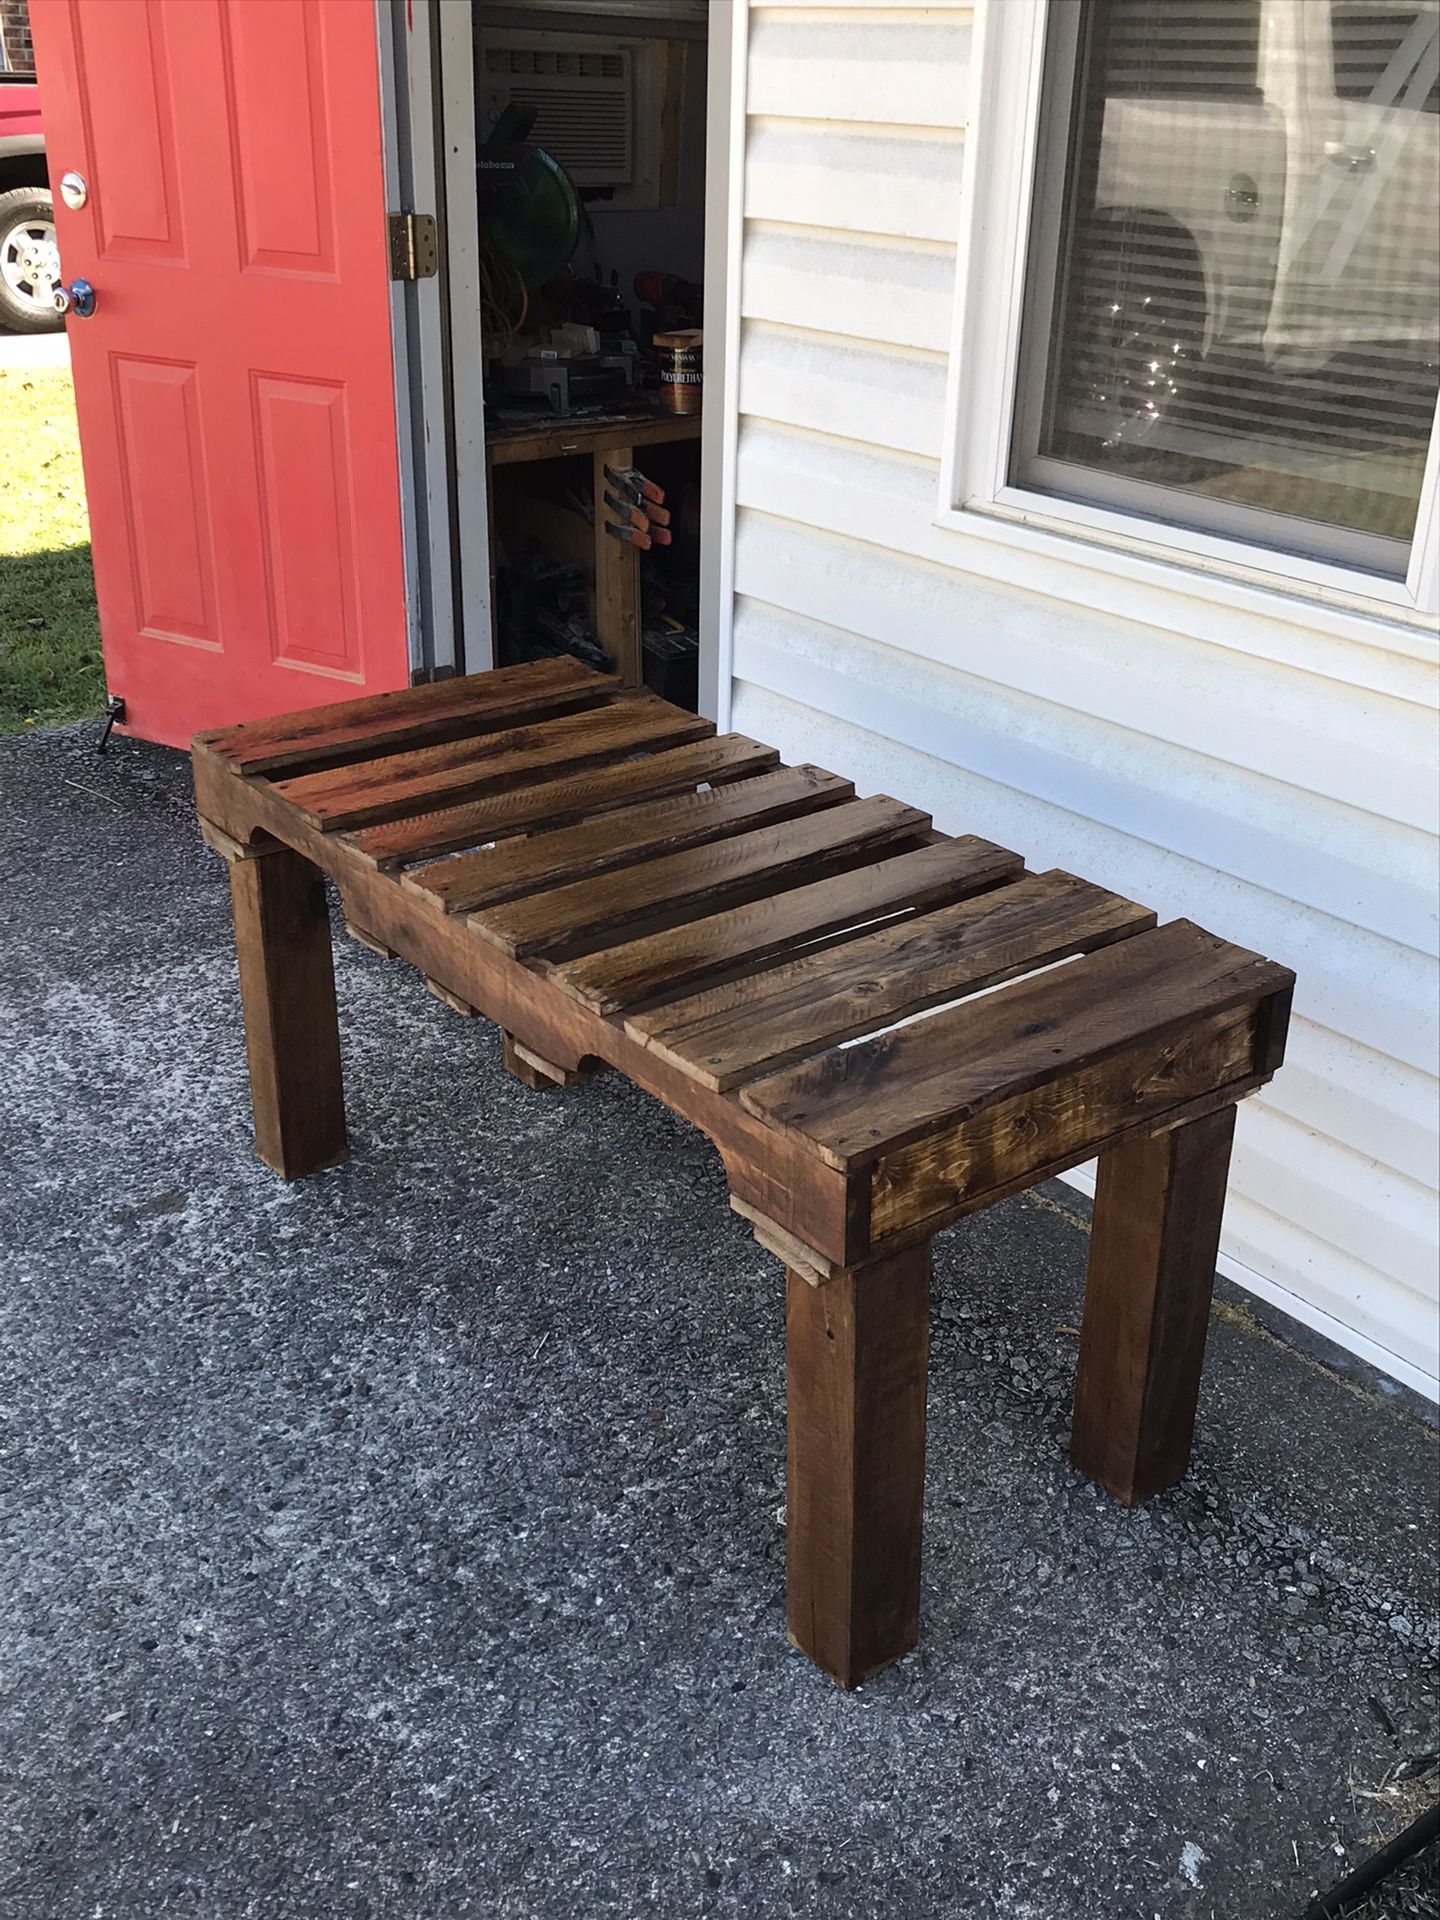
[727,0,1440,1393]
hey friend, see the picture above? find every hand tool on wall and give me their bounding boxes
[604,489,649,534]
[604,463,665,509]
[604,489,674,544]
[605,520,652,550]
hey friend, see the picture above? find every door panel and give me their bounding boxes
[112,356,218,647]
[220,0,337,278]
[77,0,185,265]
[252,375,362,678]
[30,0,408,749]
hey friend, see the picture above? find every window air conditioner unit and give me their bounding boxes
[480,40,636,189]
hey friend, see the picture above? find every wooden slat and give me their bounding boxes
[406,765,854,913]
[469,795,933,961]
[344,734,782,869]
[627,869,1155,1091]
[196,657,618,777]
[269,695,714,833]
[544,835,1024,1016]
[866,1019,1264,1250]
[741,920,1296,1171]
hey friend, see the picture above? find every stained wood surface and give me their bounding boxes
[196,659,1299,1685]
[345,734,781,868]
[742,920,1295,1169]
[786,1244,930,1688]
[270,695,714,832]
[407,765,854,913]
[197,661,1292,1308]
[199,816,279,862]
[227,846,348,1180]
[197,656,617,777]
[868,1005,1260,1239]
[344,919,398,960]
[469,795,933,961]
[627,869,1150,1091]
[426,977,479,1017]
[1070,1107,1238,1506]
[593,443,641,686]
[486,408,701,467]
[731,1193,846,1288]
[545,835,1023,1015]
[501,1031,586,1089]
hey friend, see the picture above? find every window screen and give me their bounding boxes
[1103,0,1263,97]
[1010,0,1440,576]
[1333,6,1440,109]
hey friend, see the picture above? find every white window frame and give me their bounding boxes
[937,0,1440,647]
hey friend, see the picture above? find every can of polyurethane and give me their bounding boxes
[655,329,703,415]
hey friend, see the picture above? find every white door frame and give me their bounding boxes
[699,1,746,728]
[376,0,461,680]
[379,0,745,717]
[436,0,494,673]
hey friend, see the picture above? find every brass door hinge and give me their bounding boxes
[388,212,438,281]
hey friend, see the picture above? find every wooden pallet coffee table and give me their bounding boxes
[193,659,1294,1687]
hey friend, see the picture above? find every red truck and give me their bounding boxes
[0,70,61,332]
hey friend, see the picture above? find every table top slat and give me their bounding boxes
[739,920,1296,1169]
[343,734,782,868]
[469,795,933,961]
[408,765,854,913]
[543,836,1024,1015]
[196,657,618,777]
[626,870,1154,1091]
[268,695,714,832]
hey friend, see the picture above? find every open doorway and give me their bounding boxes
[440,1,713,712]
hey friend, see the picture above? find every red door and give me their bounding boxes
[29,0,410,750]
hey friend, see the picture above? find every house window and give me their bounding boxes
[1009,0,1440,579]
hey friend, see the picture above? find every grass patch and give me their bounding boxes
[0,367,105,735]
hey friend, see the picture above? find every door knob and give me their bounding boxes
[1324,140,1376,173]
[1225,173,1260,220]
[53,278,97,318]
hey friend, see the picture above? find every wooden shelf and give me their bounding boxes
[486,407,701,468]
[484,406,702,688]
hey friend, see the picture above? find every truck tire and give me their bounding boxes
[0,188,64,334]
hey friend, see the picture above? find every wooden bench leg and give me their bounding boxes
[1070,1105,1237,1507]
[786,1241,930,1688]
[227,846,348,1180]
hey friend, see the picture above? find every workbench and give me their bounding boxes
[194,658,1295,1688]
[485,406,702,688]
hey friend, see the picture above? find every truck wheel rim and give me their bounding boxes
[1,219,62,312]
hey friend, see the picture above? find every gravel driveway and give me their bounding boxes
[2,724,1436,1920]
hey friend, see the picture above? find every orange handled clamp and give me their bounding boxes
[604,520,653,550]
